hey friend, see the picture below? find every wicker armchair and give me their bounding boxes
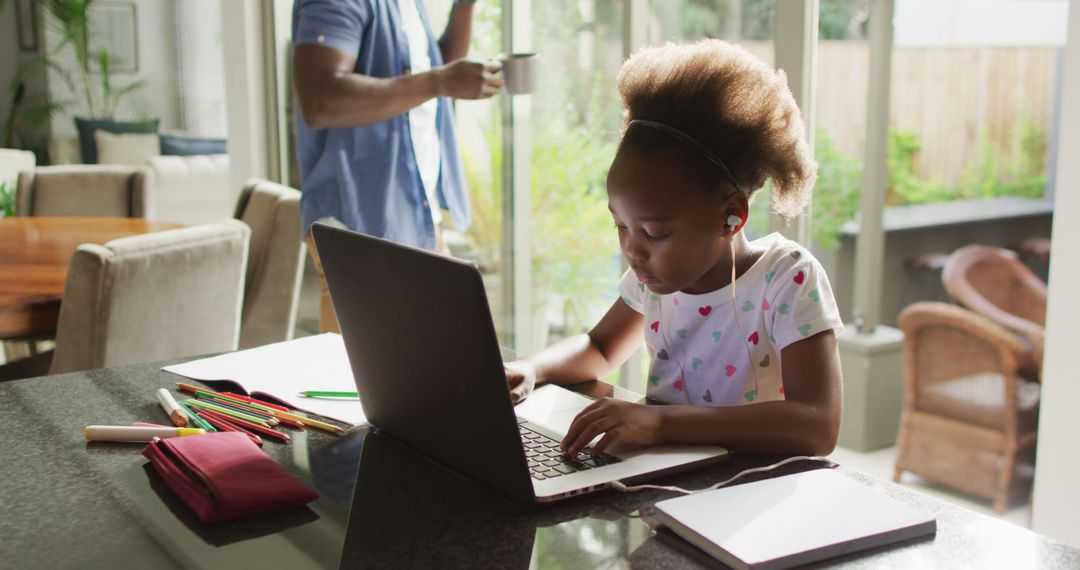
[942,245,1046,379]
[893,302,1040,513]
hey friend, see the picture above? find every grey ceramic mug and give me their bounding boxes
[499,52,539,95]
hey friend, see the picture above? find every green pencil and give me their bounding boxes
[178,401,216,432]
[298,390,359,399]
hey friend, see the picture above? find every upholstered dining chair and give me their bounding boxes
[893,302,1040,514]
[233,179,306,349]
[15,164,153,218]
[48,220,250,374]
[942,244,1047,378]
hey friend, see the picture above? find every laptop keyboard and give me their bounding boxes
[518,422,620,480]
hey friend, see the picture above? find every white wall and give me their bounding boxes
[176,0,227,137]
[44,0,181,138]
[221,0,271,192]
[1031,0,1080,548]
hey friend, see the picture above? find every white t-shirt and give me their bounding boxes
[618,233,844,407]
[399,0,442,225]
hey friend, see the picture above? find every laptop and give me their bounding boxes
[312,223,728,503]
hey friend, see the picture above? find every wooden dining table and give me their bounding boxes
[0,216,184,338]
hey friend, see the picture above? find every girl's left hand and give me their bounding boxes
[561,398,664,456]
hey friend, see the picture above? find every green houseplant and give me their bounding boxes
[1,0,149,160]
[0,180,15,217]
[42,0,147,120]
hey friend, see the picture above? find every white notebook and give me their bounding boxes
[651,469,936,570]
[162,333,366,426]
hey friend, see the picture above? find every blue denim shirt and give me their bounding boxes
[292,0,470,250]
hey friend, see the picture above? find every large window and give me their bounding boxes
[297,1,1076,371]
[452,0,786,375]
[432,0,626,355]
[811,0,1065,248]
[526,1,623,352]
[424,0,509,346]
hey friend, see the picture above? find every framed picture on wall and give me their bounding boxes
[15,0,39,52]
[87,1,139,73]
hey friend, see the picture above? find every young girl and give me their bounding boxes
[504,40,844,458]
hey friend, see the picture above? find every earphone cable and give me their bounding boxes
[728,237,761,396]
[609,455,839,496]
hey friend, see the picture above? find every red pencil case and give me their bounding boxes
[142,431,318,523]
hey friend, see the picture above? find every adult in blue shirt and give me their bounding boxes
[293,0,502,332]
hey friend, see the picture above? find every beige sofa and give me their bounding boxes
[49,134,233,225]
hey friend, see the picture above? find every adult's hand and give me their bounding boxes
[434,59,504,99]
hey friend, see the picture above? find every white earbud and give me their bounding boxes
[726,214,741,229]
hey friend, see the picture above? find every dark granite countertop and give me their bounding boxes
[2,358,1078,569]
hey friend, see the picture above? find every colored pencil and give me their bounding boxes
[268,408,347,436]
[178,401,216,432]
[175,382,292,412]
[199,409,291,443]
[176,382,209,395]
[223,391,291,412]
[298,390,359,399]
[185,399,275,427]
[194,393,280,424]
[175,381,343,434]
[196,411,262,446]
[198,409,275,443]
[196,391,303,428]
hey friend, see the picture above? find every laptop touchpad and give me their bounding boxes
[514,385,594,436]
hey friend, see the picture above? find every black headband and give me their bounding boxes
[626,119,742,194]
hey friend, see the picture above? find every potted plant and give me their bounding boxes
[1,0,152,163]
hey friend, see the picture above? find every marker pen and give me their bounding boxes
[84,425,205,442]
[156,388,188,427]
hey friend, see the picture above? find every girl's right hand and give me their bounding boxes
[504,360,538,404]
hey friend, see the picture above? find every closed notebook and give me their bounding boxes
[142,432,318,523]
[650,469,936,570]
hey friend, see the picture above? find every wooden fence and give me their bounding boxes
[742,41,1058,184]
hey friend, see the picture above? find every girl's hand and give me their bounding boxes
[561,398,664,456]
[504,360,537,404]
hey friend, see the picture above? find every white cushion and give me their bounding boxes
[0,148,35,185]
[95,131,161,166]
[148,154,232,225]
[48,136,82,165]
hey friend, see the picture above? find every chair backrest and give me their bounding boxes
[897,302,1030,433]
[49,220,250,374]
[16,165,153,218]
[233,179,306,348]
[943,245,1047,327]
[942,245,1046,377]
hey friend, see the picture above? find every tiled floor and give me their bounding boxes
[294,256,1033,529]
[828,445,1032,528]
